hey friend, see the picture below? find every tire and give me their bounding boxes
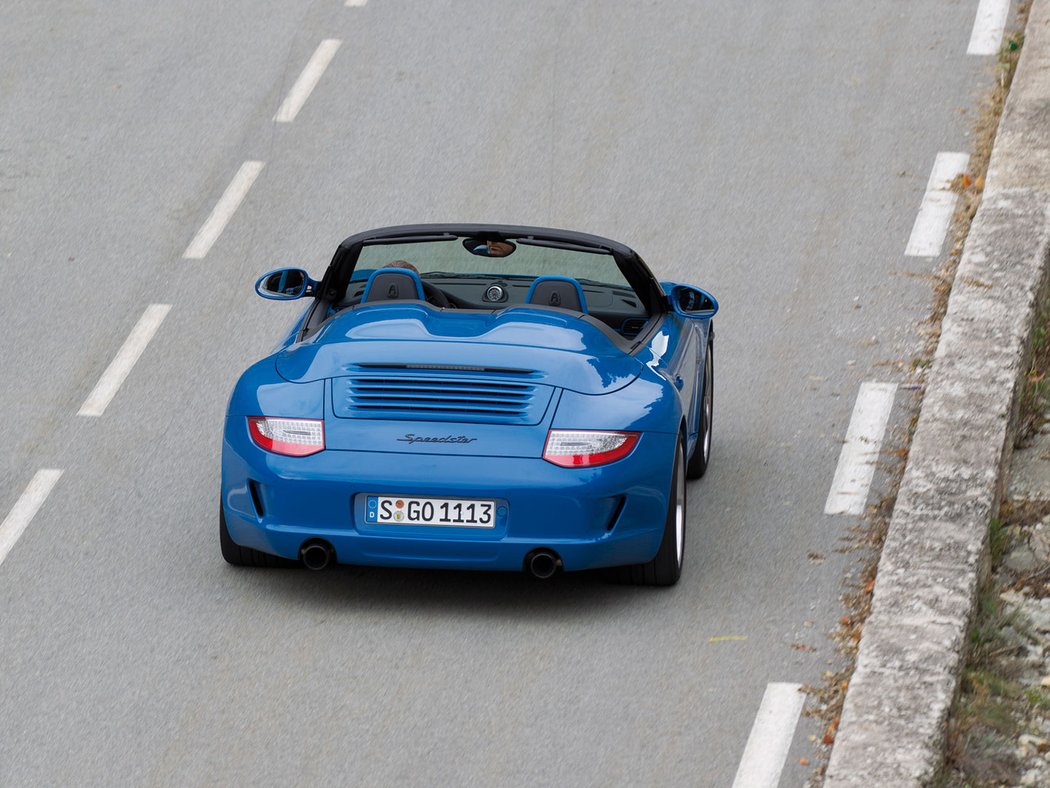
[605,440,686,586]
[686,343,713,480]
[219,504,296,568]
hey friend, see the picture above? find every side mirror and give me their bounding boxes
[669,285,718,318]
[255,268,314,300]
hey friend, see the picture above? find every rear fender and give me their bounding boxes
[552,371,680,434]
[227,358,324,418]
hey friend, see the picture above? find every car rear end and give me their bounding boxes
[221,362,678,573]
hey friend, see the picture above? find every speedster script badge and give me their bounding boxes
[397,433,478,445]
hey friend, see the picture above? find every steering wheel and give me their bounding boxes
[422,282,452,308]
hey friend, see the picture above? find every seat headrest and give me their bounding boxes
[361,268,425,303]
[525,276,588,313]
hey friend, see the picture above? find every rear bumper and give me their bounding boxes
[220,423,677,572]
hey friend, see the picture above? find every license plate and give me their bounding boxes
[365,495,497,528]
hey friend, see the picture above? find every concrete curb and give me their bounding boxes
[825,3,1050,785]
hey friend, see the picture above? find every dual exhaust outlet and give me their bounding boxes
[299,541,562,579]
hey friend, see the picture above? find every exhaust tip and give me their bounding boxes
[525,549,562,580]
[300,540,334,571]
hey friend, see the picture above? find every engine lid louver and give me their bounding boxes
[332,369,553,425]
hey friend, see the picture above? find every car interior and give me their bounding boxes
[333,270,652,337]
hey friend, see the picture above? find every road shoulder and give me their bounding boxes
[825,0,1050,783]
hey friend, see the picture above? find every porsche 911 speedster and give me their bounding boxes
[220,224,717,585]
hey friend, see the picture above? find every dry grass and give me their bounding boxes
[940,519,1031,787]
[942,502,1050,786]
[1017,292,1050,445]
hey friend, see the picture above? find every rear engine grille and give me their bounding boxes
[334,374,553,425]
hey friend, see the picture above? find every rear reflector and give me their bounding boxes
[543,430,639,468]
[247,417,324,457]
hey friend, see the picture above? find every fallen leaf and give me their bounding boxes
[799,757,810,766]
[823,718,840,745]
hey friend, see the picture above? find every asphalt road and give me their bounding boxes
[0,1,1007,785]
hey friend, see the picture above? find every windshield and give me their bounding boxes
[354,238,632,289]
[330,234,652,338]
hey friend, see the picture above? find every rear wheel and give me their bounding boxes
[219,504,296,568]
[686,343,713,479]
[606,440,686,586]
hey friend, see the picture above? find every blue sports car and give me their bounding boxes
[220,224,717,585]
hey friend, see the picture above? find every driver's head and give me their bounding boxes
[385,259,419,274]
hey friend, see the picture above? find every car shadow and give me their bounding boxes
[230,562,674,623]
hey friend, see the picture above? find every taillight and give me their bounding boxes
[543,430,639,467]
[247,417,325,457]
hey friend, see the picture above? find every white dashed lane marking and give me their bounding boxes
[274,39,342,123]
[345,0,368,6]
[968,0,1011,55]
[732,682,806,788]
[904,152,970,258]
[825,382,897,516]
[78,304,171,417]
[0,470,63,569]
[182,161,265,260]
